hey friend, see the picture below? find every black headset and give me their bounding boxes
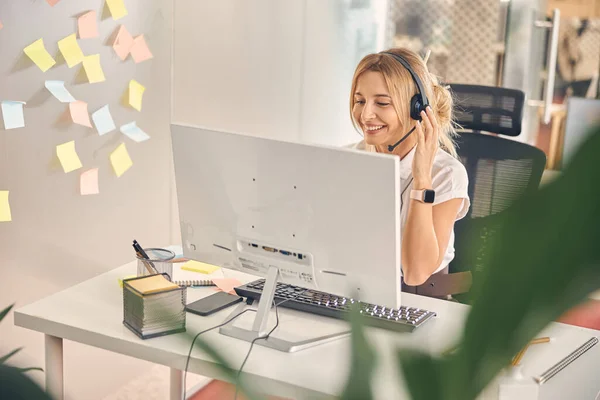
[380,52,430,151]
[381,52,429,121]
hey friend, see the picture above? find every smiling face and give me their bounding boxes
[352,70,404,147]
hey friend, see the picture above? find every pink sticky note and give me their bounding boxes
[212,278,242,295]
[78,11,98,39]
[46,0,61,6]
[130,35,153,63]
[69,101,92,127]
[0,21,3,30]
[80,168,99,195]
[113,25,134,61]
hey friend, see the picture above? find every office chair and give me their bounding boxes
[405,84,547,301]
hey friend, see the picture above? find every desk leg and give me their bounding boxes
[170,368,183,400]
[45,334,63,400]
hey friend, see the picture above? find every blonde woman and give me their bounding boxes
[348,48,470,287]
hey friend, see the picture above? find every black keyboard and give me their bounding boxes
[234,279,437,333]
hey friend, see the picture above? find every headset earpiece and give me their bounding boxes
[381,51,429,122]
[410,94,424,121]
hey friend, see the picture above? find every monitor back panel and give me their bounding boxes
[171,124,401,308]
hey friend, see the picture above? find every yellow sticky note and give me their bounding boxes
[118,275,136,288]
[56,141,83,173]
[58,34,84,68]
[106,0,128,20]
[82,54,105,83]
[80,168,99,195]
[128,80,145,111]
[181,260,221,275]
[110,143,133,177]
[0,191,12,222]
[23,39,56,72]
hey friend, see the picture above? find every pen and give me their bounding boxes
[511,337,552,366]
[534,336,598,384]
[133,240,158,274]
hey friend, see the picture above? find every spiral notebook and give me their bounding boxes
[174,279,216,287]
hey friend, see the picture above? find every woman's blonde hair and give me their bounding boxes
[349,48,458,158]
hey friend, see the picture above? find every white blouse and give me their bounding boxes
[348,141,470,274]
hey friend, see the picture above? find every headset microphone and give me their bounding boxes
[387,125,416,152]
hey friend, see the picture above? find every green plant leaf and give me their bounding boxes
[0,347,23,365]
[0,364,53,400]
[399,126,600,400]
[0,304,14,324]
[15,367,44,373]
[397,349,443,400]
[341,303,376,400]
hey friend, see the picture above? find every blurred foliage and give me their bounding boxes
[0,304,50,400]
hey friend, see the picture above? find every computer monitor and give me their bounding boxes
[562,97,600,168]
[171,124,401,351]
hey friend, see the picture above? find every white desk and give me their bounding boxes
[14,261,600,400]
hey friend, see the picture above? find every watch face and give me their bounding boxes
[424,190,435,203]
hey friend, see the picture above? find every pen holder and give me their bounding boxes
[136,248,175,280]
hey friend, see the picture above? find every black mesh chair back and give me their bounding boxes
[454,132,547,220]
[450,84,525,137]
[422,85,546,302]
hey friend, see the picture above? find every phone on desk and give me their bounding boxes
[185,292,244,316]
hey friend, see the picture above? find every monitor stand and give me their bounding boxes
[218,266,350,352]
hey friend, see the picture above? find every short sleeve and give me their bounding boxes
[431,162,470,221]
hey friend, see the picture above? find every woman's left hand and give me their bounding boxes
[411,106,439,189]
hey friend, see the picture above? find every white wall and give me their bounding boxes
[172,0,389,146]
[0,1,172,399]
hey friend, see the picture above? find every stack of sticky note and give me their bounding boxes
[123,274,187,339]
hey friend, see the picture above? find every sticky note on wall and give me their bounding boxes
[82,54,105,83]
[78,11,98,39]
[112,25,134,60]
[1,101,26,130]
[80,168,99,195]
[120,121,150,142]
[58,34,84,68]
[46,0,61,5]
[92,105,116,135]
[23,39,56,72]
[110,143,133,177]
[0,191,12,222]
[69,101,92,127]
[130,35,153,63]
[106,0,128,20]
[56,141,83,173]
[45,80,76,103]
[128,80,145,111]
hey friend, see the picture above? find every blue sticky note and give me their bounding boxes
[1,101,26,130]
[45,80,76,103]
[92,105,116,136]
[120,121,150,142]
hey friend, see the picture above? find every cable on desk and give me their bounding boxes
[183,307,257,400]
[233,290,308,400]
